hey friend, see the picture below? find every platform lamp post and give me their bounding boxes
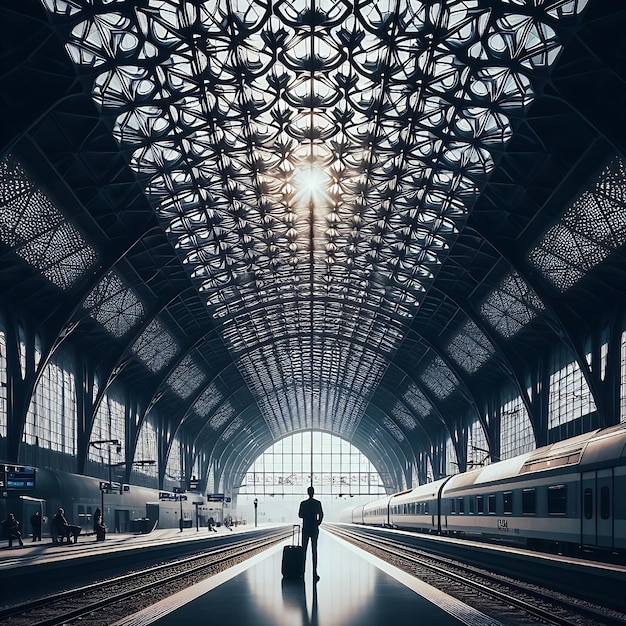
[172,485,186,532]
[254,498,258,527]
[89,439,121,528]
[166,472,186,532]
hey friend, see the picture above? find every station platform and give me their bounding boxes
[112,529,502,626]
[0,525,244,573]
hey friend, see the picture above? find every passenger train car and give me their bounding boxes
[341,424,626,557]
[1,468,221,535]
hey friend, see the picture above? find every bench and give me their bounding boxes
[51,524,82,545]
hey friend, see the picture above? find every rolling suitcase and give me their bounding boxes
[281,524,304,579]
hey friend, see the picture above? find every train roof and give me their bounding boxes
[362,494,392,511]
[390,477,450,503]
[443,425,626,491]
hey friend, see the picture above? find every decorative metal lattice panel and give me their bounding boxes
[446,319,495,374]
[529,156,626,291]
[0,155,98,289]
[131,319,179,372]
[84,271,145,337]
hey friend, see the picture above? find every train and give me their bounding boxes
[340,424,626,558]
[1,468,225,537]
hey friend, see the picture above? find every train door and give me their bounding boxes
[115,509,130,532]
[581,469,613,549]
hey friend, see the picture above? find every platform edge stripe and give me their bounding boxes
[331,532,503,626]
[110,542,285,626]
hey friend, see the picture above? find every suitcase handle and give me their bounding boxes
[291,524,300,546]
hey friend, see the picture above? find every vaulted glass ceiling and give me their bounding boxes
[38,0,588,440]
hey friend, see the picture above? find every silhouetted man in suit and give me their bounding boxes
[298,486,323,582]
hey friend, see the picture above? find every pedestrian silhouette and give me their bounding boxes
[93,507,106,541]
[3,513,24,548]
[298,486,323,582]
[30,511,42,541]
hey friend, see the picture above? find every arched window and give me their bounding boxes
[239,431,386,498]
[237,432,387,523]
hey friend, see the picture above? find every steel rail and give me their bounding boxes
[327,524,624,626]
[0,528,289,626]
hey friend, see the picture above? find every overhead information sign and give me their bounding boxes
[0,464,36,490]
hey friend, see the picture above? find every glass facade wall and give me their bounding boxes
[239,431,386,497]
[500,395,535,460]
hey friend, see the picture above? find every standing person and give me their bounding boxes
[4,513,24,548]
[93,507,106,541]
[30,510,42,542]
[298,486,323,582]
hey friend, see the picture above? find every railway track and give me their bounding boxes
[0,527,289,626]
[327,524,626,626]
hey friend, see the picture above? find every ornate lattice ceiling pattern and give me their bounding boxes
[40,0,587,438]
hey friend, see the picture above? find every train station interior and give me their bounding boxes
[1,1,625,624]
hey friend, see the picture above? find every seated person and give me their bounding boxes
[50,508,81,544]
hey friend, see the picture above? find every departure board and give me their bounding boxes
[0,464,36,489]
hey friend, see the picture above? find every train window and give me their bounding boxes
[522,488,536,515]
[78,505,91,524]
[424,501,429,515]
[584,488,593,520]
[600,486,610,520]
[450,498,456,514]
[469,497,475,514]
[457,497,465,514]
[488,493,496,514]
[503,491,513,514]
[477,495,484,514]
[547,484,567,515]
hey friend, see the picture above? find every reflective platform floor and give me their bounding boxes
[113,530,502,626]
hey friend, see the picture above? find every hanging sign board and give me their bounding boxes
[0,464,36,490]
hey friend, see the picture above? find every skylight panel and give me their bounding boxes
[193,383,223,418]
[41,0,586,433]
[0,155,98,290]
[132,319,179,372]
[529,156,626,292]
[447,319,496,374]
[222,416,243,441]
[481,271,544,338]
[403,384,433,417]
[421,356,459,400]
[84,271,145,338]
[209,403,236,430]
[383,417,405,442]
[391,403,417,431]
[167,354,206,399]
